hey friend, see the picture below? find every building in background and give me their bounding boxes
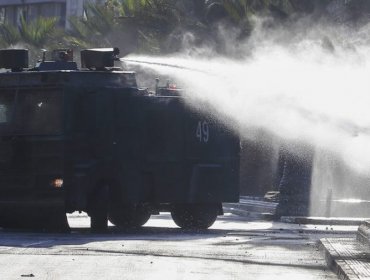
[0,0,104,30]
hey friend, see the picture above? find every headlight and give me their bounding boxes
[50,178,63,188]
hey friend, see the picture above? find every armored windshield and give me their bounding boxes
[0,89,62,135]
[0,91,15,125]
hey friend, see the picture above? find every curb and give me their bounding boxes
[281,216,368,226]
[357,221,370,245]
[223,206,275,220]
[223,200,277,216]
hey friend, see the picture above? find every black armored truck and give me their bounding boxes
[0,48,240,231]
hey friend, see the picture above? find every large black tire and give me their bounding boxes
[89,185,109,232]
[108,204,150,228]
[171,203,219,229]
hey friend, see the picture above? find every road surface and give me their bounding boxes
[0,212,356,280]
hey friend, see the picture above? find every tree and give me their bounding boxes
[0,15,59,49]
[0,23,20,47]
[18,16,58,48]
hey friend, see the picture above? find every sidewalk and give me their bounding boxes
[225,196,370,279]
[223,196,367,225]
[321,222,370,280]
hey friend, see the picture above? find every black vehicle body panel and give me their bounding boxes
[0,70,240,218]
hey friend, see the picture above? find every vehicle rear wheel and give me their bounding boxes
[109,204,151,228]
[171,203,219,229]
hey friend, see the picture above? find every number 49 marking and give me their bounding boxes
[196,121,209,143]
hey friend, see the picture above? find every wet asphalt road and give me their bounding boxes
[0,212,357,280]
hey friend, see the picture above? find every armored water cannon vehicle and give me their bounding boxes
[0,48,240,232]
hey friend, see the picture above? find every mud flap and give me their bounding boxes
[0,200,69,232]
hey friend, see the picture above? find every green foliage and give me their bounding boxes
[83,3,115,35]
[223,0,248,23]
[114,0,151,16]
[65,3,116,48]
[223,0,296,20]
[19,16,58,48]
[0,16,59,50]
[68,17,90,44]
[0,23,20,47]
[0,0,335,54]
[219,0,301,37]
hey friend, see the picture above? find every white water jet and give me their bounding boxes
[123,44,370,175]
[121,21,370,216]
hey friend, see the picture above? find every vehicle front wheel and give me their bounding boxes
[171,203,219,229]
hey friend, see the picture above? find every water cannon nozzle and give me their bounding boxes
[41,49,47,62]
